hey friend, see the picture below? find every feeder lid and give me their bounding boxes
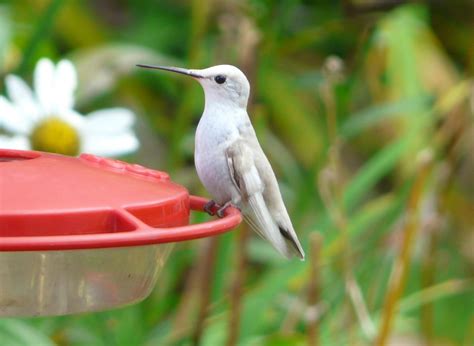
[0,149,241,251]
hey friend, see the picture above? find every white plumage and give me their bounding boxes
[138,64,305,259]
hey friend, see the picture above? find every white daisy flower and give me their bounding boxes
[0,58,139,157]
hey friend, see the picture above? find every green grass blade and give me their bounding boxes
[340,96,431,139]
[343,134,414,213]
[17,0,65,74]
[0,319,55,346]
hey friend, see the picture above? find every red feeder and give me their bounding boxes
[0,149,241,316]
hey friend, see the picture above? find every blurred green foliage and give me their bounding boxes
[1,0,473,345]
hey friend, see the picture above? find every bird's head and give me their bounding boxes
[137,64,250,108]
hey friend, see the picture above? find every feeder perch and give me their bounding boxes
[0,149,241,317]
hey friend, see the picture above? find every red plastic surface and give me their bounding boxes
[0,149,242,251]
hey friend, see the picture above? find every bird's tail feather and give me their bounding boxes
[244,193,300,259]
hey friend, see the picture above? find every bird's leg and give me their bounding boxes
[203,200,217,216]
[216,201,237,218]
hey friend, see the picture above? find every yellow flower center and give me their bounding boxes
[30,117,80,156]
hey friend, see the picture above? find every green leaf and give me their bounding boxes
[0,319,54,346]
[399,279,474,312]
[17,0,65,74]
[0,4,11,70]
[259,65,325,167]
[340,96,431,139]
[343,134,414,213]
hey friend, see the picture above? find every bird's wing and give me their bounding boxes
[225,139,304,259]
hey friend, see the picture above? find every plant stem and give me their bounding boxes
[227,224,249,346]
[307,233,323,346]
[192,237,219,345]
[319,79,376,341]
[375,153,432,345]
[420,223,437,344]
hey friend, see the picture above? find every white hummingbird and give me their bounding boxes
[137,64,305,259]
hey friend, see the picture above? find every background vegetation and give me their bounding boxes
[1,0,473,345]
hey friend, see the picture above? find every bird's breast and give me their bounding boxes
[194,118,240,204]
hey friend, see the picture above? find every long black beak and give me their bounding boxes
[136,64,203,78]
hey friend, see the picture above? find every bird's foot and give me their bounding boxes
[216,201,236,218]
[203,200,217,216]
[205,200,239,218]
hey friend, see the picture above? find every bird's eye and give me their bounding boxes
[214,75,226,84]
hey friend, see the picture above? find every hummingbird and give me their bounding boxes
[137,64,305,259]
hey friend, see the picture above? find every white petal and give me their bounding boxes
[5,75,41,122]
[0,135,30,150]
[84,108,135,134]
[53,59,77,111]
[34,58,55,114]
[0,96,33,134]
[82,131,139,157]
[58,109,85,130]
